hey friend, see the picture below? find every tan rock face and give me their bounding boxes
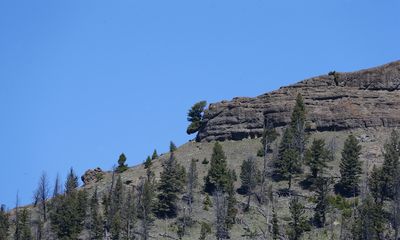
[197,61,400,142]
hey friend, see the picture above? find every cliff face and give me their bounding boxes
[197,61,400,142]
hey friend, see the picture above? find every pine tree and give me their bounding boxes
[116,153,128,173]
[379,130,400,200]
[225,170,237,229]
[290,93,307,164]
[65,167,79,195]
[338,135,362,197]
[204,142,230,193]
[240,157,261,210]
[52,173,62,197]
[275,94,307,190]
[144,156,153,181]
[272,207,279,240]
[0,205,9,240]
[287,197,309,240]
[50,169,88,240]
[88,188,103,240]
[186,100,207,135]
[151,149,158,160]
[19,209,32,240]
[352,195,385,240]
[305,139,328,179]
[156,153,186,218]
[283,147,300,190]
[313,177,331,227]
[276,128,301,190]
[369,165,385,203]
[169,141,177,153]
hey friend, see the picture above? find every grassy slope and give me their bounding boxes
[79,126,391,239]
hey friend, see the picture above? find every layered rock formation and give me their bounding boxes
[197,61,400,142]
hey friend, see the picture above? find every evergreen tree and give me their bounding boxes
[290,93,307,164]
[156,153,186,218]
[276,128,301,190]
[144,156,153,181]
[272,207,279,240]
[186,100,207,135]
[50,169,88,240]
[352,195,385,240]
[19,209,32,240]
[274,94,307,190]
[169,141,177,153]
[225,170,237,229]
[52,173,62,197]
[204,142,230,193]
[282,147,300,190]
[0,205,9,240]
[313,177,331,228]
[338,135,362,197]
[116,153,128,173]
[240,157,261,210]
[287,197,309,240]
[379,130,400,200]
[151,149,158,160]
[65,167,79,195]
[305,139,329,179]
[88,188,103,240]
[369,165,385,203]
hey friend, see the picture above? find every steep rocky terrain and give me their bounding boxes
[79,60,400,240]
[197,61,400,142]
[6,60,400,240]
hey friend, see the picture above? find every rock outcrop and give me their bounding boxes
[197,61,400,142]
[81,167,104,185]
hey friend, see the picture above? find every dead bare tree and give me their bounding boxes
[214,189,229,240]
[259,117,278,204]
[34,172,49,222]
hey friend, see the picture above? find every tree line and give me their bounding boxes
[0,95,399,239]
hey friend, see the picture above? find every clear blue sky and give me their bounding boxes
[1,0,399,208]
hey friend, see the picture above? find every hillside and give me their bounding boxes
[3,60,400,240]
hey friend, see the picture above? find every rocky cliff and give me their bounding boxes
[197,61,400,142]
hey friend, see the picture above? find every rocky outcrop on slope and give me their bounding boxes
[197,61,400,142]
[81,167,104,185]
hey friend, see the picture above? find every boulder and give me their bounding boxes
[81,167,104,185]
